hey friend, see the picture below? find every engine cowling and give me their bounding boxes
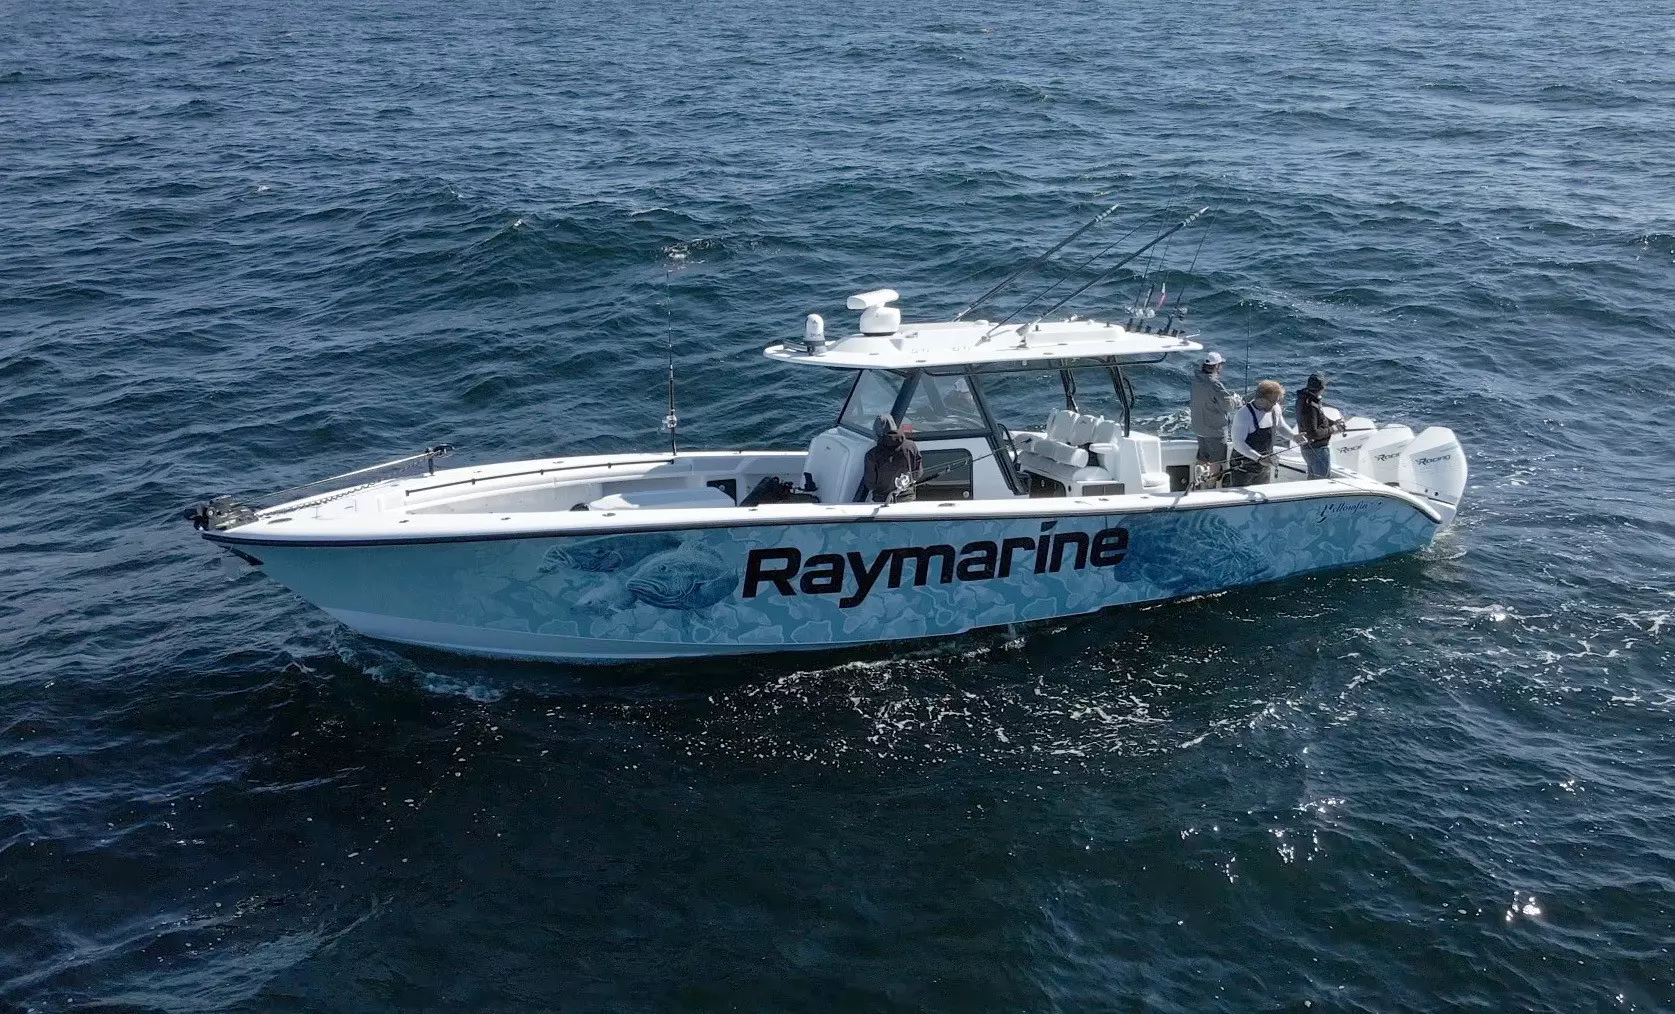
[1357,424,1415,484]
[1398,426,1468,505]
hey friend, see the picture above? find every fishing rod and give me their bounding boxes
[953,202,1121,321]
[662,264,679,456]
[1127,222,1173,323]
[664,343,679,456]
[984,217,1151,333]
[889,440,1017,502]
[1029,207,1209,326]
[1161,221,1212,331]
[1243,337,1251,398]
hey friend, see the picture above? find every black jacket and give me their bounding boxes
[1296,389,1335,449]
[861,415,922,502]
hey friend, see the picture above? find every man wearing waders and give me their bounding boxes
[1229,379,1299,487]
[1190,351,1240,488]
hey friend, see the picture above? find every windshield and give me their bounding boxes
[979,369,1064,432]
[838,371,905,434]
[977,365,1136,434]
[901,373,988,436]
[839,370,993,438]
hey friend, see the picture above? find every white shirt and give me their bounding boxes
[1230,401,1299,461]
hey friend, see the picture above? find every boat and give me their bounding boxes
[188,220,1468,664]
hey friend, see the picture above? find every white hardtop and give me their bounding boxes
[763,289,1201,370]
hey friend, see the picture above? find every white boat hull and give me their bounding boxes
[210,484,1445,663]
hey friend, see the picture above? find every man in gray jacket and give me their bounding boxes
[1190,352,1240,488]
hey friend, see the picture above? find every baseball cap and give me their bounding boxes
[1203,351,1224,366]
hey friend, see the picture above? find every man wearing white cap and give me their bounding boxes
[1190,351,1240,487]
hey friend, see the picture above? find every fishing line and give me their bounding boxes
[1030,207,1208,325]
[1172,221,1212,311]
[954,201,1122,321]
[1168,221,1212,320]
[988,217,1152,332]
[347,698,501,866]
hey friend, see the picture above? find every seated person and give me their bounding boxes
[858,413,923,503]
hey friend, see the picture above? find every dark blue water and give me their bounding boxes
[4,0,1673,1009]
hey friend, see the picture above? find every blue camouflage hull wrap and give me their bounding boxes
[243,494,1438,660]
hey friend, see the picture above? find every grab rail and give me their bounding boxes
[258,445,456,507]
[185,444,455,532]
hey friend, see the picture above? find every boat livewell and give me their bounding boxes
[189,217,1467,663]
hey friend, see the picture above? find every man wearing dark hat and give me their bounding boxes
[861,413,923,503]
[1190,351,1240,488]
[1295,373,1345,480]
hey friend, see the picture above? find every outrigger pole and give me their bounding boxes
[1029,207,1210,326]
[952,202,1121,321]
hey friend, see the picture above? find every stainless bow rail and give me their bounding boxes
[185,444,454,532]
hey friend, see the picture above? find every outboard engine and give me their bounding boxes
[1357,424,1414,484]
[1330,416,1377,471]
[1398,426,1469,505]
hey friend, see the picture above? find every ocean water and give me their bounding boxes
[3,0,1673,1009]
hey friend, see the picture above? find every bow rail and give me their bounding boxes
[185,444,454,532]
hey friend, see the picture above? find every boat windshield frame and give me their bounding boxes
[835,354,1163,440]
[835,369,993,441]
